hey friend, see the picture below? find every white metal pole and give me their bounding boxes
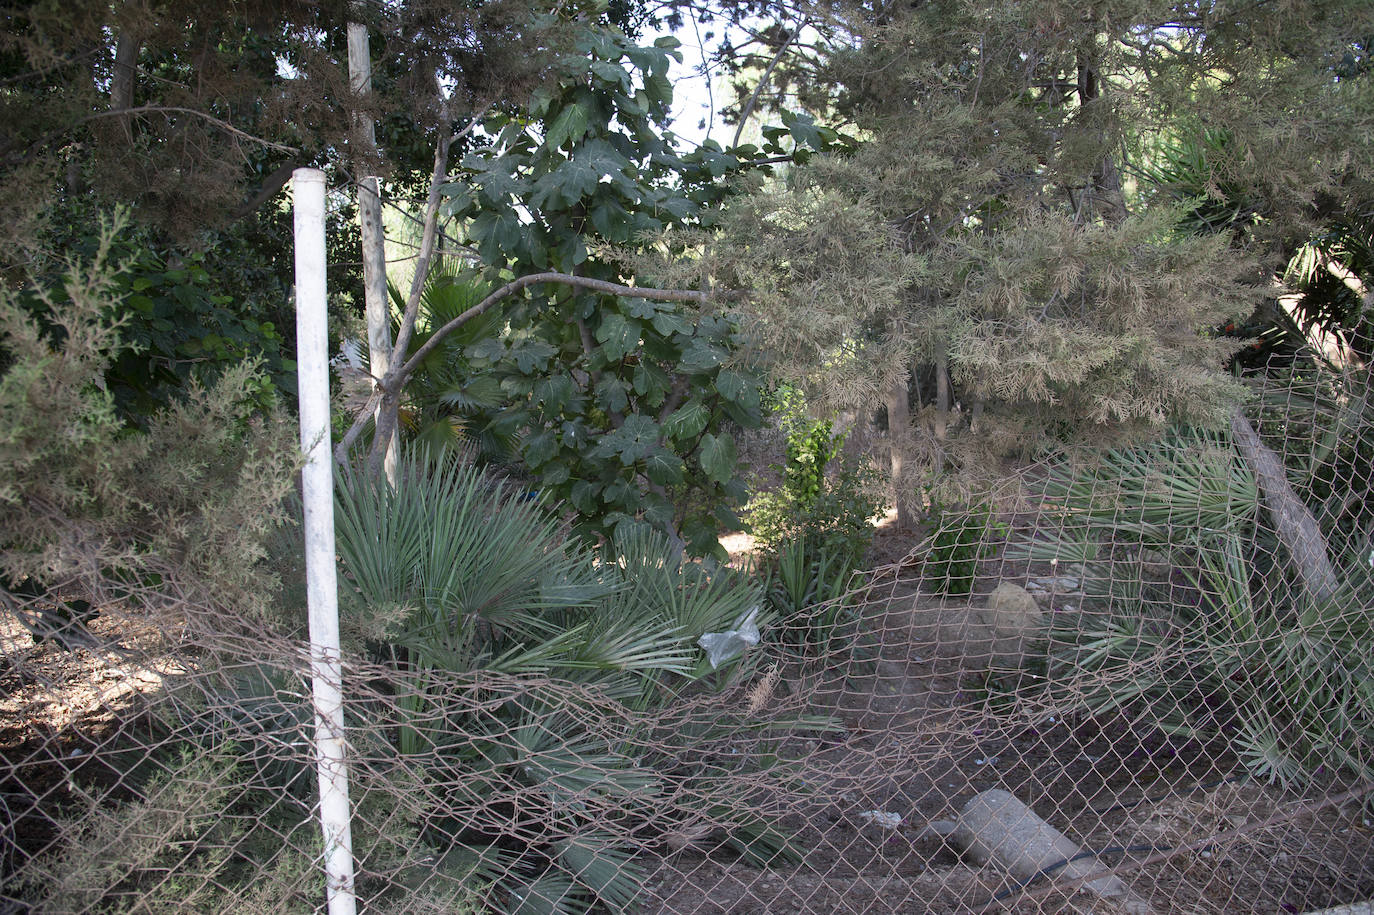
[292,167,358,915]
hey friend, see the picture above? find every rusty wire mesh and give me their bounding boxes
[3,356,1373,915]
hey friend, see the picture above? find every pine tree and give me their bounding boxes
[701,0,1374,514]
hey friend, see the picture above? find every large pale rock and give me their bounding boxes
[977,582,1043,636]
[907,583,1046,669]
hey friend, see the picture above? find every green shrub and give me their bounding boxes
[1008,429,1373,790]
[15,739,327,912]
[0,216,298,629]
[919,498,1008,596]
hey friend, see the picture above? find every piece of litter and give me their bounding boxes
[697,606,761,669]
[974,756,999,766]
[858,811,903,829]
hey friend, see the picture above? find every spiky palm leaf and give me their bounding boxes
[334,454,609,660]
[384,268,515,460]
[336,454,822,913]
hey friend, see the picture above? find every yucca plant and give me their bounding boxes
[1010,429,1373,790]
[334,452,806,914]
[763,538,862,658]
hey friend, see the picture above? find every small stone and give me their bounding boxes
[978,582,1044,637]
[858,810,904,829]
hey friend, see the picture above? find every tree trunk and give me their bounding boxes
[367,124,454,476]
[110,32,139,112]
[934,339,951,443]
[886,372,913,528]
[1230,407,1340,607]
[1076,54,1128,224]
[347,18,397,483]
[108,30,140,145]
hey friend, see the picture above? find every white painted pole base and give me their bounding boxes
[293,167,359,915]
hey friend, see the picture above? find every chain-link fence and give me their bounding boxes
[3,355,1372,914]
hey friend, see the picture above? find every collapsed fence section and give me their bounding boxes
[2,352,1373,914]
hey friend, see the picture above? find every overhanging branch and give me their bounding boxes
[335,271,740,467]
[11,106,299,164]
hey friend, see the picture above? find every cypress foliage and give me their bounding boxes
[700,0,1374,491]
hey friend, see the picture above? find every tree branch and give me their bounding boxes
[733,14,805,148]
[233,160,300,218]
[332,389,383,466]
[10,105,299,164]
[401,273,731,381]
[1230,406,1340,606]
[336,271,739,466]
[366,120,454,472]
[393,131,453,362]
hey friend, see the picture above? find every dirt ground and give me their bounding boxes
[648,520,1374,915]
[2,518,1372,914]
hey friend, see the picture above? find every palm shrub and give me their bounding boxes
[385,267,518,461]
[919,497,1009,596]
[333,453,810,914]
[1009,428,1374,789]
[745,396,885,656]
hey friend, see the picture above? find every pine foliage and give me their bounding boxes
[703,0,1374,485]
[0,219,299,629]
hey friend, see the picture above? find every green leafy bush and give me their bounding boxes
[920,498,1008,596]
[440,29,779,557]
[0,220,339,911]
[16,739,332,912]
[745,398,884,657]
[20,219,293,424]
[745,408,885,572]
